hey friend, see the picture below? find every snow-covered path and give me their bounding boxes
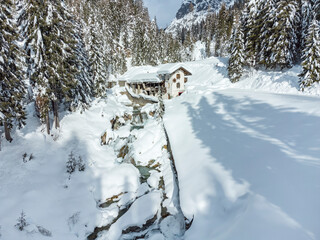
[164,59,320,240]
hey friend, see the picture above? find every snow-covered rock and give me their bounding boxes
[166,0,234,34]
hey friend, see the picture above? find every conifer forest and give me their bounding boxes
[1,0,320,141]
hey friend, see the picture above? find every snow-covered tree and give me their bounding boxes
[258,0,276,67]
[86,4,108,97]
[146,19,160,66]
[299,18,320,90]
[244,0,260,68]
[313,0,320,20]
[70,21,94,111]
[0,0,26,142]
[131,15,148,66]
[19,0,84,133]
[228,23,245,83]
[15,211,28,231]
[301,0,313,50]
[269,0,300,69]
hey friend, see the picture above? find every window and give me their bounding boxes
[177,82,180,89]
[176,74,181,79]
[184,78,188,83]
[173,78,176,83]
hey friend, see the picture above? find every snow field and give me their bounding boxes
[164,58,320,240]
[0,89,178,239]
[1,57,320,240]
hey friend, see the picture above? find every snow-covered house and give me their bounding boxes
[118,63,192,99]
[157,64,192,99]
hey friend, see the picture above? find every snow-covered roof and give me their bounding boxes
[118,63,192,83]
[118,66,157,82]
[127,73,161,83]
[157,63,192,75]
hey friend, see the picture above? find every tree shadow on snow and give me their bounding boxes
[183,93,320,237]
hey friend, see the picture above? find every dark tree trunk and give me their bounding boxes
[52,100,60,129]
[4,121,13,142]
[45,111,50,135]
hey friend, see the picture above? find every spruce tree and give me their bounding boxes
[70,21,94,111]
[269,0,300,69]
[243,0,268,68]
[18,0,51,133]
[313,0,320,20]
[86,4,107,97]
[258,0,276,67]
[300,0,313,53]
[228,23,245,83]
[299,18,320,90]
[19,0,81,133]
[131,17,146,66]
[146,19,160,66]
[0,0,26,142]
[47,0,79,129]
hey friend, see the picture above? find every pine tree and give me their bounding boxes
[313,0,320,20]
[244,0,267,68]
[146,19,160,66]
[228,24,245,83]
[214,3,227,57]
[70,21,94,111]
[300,0,313,54]
[87,11,108,97]
[47,1,79,129]
[0,0,26,142]
[269,0,300,69]
[19,0,51,133]
[131,16,147,66]
[299,18,320,90]
[19,0,82,133]
[15,210,28,231]
[258,0,276,67]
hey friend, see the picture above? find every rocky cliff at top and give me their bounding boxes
[166,0,235,33]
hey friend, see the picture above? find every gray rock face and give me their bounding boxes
[175,0,234,19]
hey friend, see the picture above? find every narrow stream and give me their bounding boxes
[88,93,191,239]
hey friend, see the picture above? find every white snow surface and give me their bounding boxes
[163,57,320,240]
[0,89,172,239]
[1,56,320,240]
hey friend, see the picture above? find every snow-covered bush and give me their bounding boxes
[66,152,77,176]
[15,211,28,231]
[22,153,34,163]
[22,153,27,163]
[66,152,86,178]
[77,156,85,172]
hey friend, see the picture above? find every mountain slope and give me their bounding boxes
[166,0,235,33]
[176,0,234,19]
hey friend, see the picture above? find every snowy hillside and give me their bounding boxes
[0,90,185,239]
[1,57,320,240]
[175,0,234,19]
[164,58,320,240]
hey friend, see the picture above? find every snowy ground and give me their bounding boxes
[0,88,182,239]
[164,58,320,240]
[1,57,320,240]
